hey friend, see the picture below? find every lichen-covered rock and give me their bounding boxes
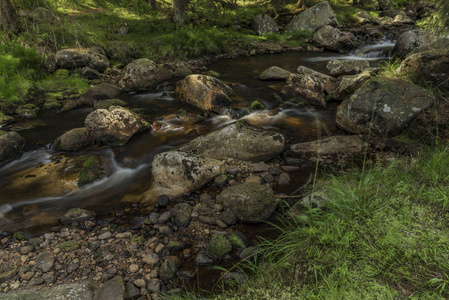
[291,135,365,155]
[217,183,278,222]
[84,106,150,146]
[59,208,96,226]
[175,74,233,113]
[118,58,172,92]
[142,151,224,202]
[257,66,291,80]
[281,74,326,107]
[394,29,435,58]
[312,25,355,53]
[296,66,339,94]
[336,76,435,136]
[94,99,127,110]
[55,48,109,72]
[82,83,121,103]
[0,131,25,167]
[286,1,338,32]
[53,127,90,151]
[206,234,232,259]
[326,59,370,76]
[172,203,193,228]
[334,68,375,100]
[179,122,285,162]
[398,49,449,92]
[251,14,279,35]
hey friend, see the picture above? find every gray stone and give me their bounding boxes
[326,59,370,77]
[83,83,121,103]
[257,66,291,80]
[195,253,214,265]
[149,212,160,224]
[0,281,96,300]
[218,210,237,226]
[312,25,355,53]
[296,66,339,95]
[142,253,159,266]
[157,194,170,207]
[94,276,125,300]
[336,76,435,136]
[334,69,375,100]
[217,183,278,223]
[19,245,34,255]
[147,279,161,293]
[394,29,435,58]
[0,267,17,284]
[239,246,262,260]
[118,58,172,92]
[172,203,193,228]
[251,14,279,35]
[281,74,326,107]
[158,211,171,224]
[159,260,177,281]
[0,131,25,167]
[291,135,365,155]
[56,48,109,72]
[53,128,90,151]
[179,122,285,162]
[286,1,338,32]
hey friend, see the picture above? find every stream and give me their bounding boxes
[0,38,394,235]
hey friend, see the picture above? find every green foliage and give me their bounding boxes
[218,145,449,299]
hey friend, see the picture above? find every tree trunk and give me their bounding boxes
[172,0,188,24]
[296,0,305,8]
[148,0,156,10]
[0,0,17,33]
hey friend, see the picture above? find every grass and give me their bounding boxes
[209,144,449,299]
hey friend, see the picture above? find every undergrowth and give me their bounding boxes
[212,145,449,299]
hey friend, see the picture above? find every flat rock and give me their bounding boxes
[291,135,365,155]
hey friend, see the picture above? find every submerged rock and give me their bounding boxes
[179,122,285,162]
[142,151,224,202]
[257,66,291,80]
[85,106,150,146]
[217,183,278,223]
[336,76,435,136]
[291,135,365,155]
[77,155,105,187]
[118,58,172,92]
[175,74,233,113]
[55,48,109,72]
[53,127,90,151]
[286,1,338,32]
[0,131,25,167]
[251,14,279,35]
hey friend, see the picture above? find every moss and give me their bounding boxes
[13,231,26,240]
[77,155,105,187]
[58,241,80,253]
[250,100,265,110]
[195,114,205,123]
[206,234,232,259]
[168,240,186,252]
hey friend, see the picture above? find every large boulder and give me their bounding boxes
[53,127,90,151]
[178,122,285,162]
[84,106,150,146]
[286,1,338,32]
[336,76,435,136]
[142,151,224,202]
[257,66,291,80]
[251,14,279,35]
[296,66,339,94]
[55,48,109,72]
[281,74,326,107]
[0,281,96,300]
[291,135,365,155]
[394,29,435,58]
[82,83,121,104]
[398,49,449,92]
[312,25,355,53]
[326,59,370,77]
[176,74,233,113]
[0,131,25,167]
[118,58,172,92]
[216,183,278,223]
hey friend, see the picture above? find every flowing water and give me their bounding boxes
[0,43,394,234]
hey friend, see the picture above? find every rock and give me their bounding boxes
[129,264,139,273]
[217,183,278,223]
[157,194,170,207]
[179,122,285,162]
[77,155,105,187]
[291,135,365,155]
[94,276,125,300]
[0,131,25,167]
[77,67,100,79]
[398,49,449,92]
[326,59,370,76]
[281,75,326,107]
[22,271,35,281]
[175,74,233,113]
[98,231,112,240]
[126,282,140,299]
[286,1,338,32]
[85,106,150,146]
[67,263,80,273]
[218,210,237,226]
[118,58,172,92]
[172,203,193,228]
[0,281,96,300]
[83,83,121,103]
[168,240,185,252]
[393,11,414,25]
[394,29,435,58]
[158,211,171,224]
[336,76,435,136]
[355,10,372,24]
[334,68,375,100]
[143,252,159,266]
[195,253,214,265]
[251,14,279,35]
[0,114,14,126]
[56,48,109,72]
[206,234,232,259]
[16,104,39,118]
[35,252,55,273]
[94,99,127,110]
[312,25,355,53]
[214,174,228,188]
[147,279,161,293]
[19,245,34,255]
[239,246,262,260]
[142,151,224,202]
[58,241,80,253]
[159,259,177,281]
[0,267,17,284]
[53,127,90,151]
[257,66,291,80]
[296,66,339,95]
[29,7,57,21]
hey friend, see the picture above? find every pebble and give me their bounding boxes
[59,231,70,238]
[21,271,34,281]
[158,212,171,224]
[129,264,139,273]
[116,232,132,239]
[142,253,159,266]
[155,243,165,253]
[157,195,170,207]
[67,263,80,273]
[98,232,112,240]
[19,246,34,255]
[134,278,146,288]
[252,162,270,172]
[147,279,160,292]
[29,277,44,286]
[159,226,172,236]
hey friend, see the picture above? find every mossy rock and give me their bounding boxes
[58,241,80,253]
[77,155,105,187]
[13,231,27,240]
[159,259,177,281]
[168,240,186,252]
[53,128,90,152]
[44,99,62,109]
[16,104,39,119]
[250,100,265,110]
[172,203,193,228]
[206,234,232,259]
